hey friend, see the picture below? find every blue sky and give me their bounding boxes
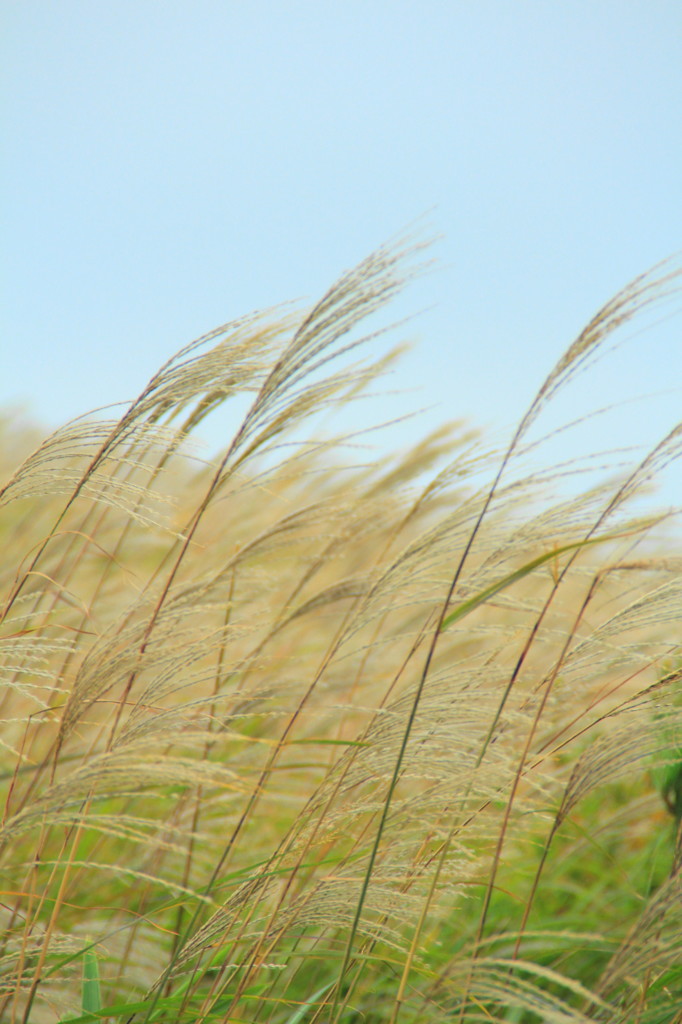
[2,2,681,506]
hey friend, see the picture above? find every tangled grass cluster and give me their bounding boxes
[1,239,682,1023]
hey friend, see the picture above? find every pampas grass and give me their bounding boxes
[1,237,682,1023]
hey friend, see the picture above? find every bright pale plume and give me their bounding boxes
[1,241,682,1023]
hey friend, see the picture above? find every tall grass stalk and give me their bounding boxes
[1,238,682,1023]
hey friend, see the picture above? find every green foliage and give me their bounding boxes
[650,663,682,822]
[79,951,101,1015]
[1,239,682,1023]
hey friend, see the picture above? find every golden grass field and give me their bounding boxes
[1,239,682,1023]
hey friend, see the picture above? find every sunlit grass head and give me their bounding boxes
[1,239,681,1023]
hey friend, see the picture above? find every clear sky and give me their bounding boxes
[2,2,681,507]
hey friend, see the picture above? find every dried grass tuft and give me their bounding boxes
[1,239,682,1022]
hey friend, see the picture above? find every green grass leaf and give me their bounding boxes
[81,950,102,1015]
[440,530,633,632]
